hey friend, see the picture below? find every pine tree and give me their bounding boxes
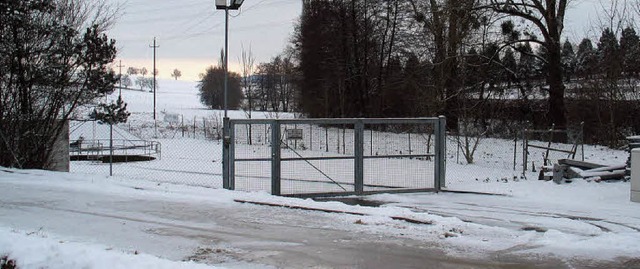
[502,48,517,87]
[91,96,130,175]
[576,38,597,79]
[561,40,576,82]
[92,96,130,125]
[597,28,622,79]
[620,27,640,78]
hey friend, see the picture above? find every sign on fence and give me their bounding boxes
[286,129,303,140]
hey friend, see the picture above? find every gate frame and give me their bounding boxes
[223,117,446,197]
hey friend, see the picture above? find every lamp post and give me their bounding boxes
[216,0,243,190]
[216,0,244,118]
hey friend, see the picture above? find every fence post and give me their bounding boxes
[309,125,313,151]
[370,129,373,156]
[435,116,446,191]
[355,120,364,194]
[203,118,207,138]
[581,121,585,161]
[223,117,230,190]
[523,128,528,173]
[271,120,281,195]
[325,127,329,152]
[408,132,412,156]
[229,121,236,190]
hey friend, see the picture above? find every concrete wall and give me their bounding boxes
[47,120,70,172]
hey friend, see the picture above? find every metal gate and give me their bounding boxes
[223,117,446,197]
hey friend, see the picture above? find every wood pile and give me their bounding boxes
[540,159,627,183]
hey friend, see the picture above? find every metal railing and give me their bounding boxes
[69,139,161,161]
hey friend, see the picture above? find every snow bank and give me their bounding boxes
[0,228,221,269]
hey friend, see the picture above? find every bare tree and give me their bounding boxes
[410,0,484,130]
[488,0,570,129]
[0,0,121,169]
[171,68,182,80]
[239,44,256,143]
[597,0,631,35]
[240,44,256,116]
[126,67,139,76]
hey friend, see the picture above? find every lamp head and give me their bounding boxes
[229,0,244,9]
[215,0,227,9]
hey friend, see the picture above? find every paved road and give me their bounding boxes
[0,178,634,269]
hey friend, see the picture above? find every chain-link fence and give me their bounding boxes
[443,121,585,193]
[68,119,223,188]
[68,115,587,196]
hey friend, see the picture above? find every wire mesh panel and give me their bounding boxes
[231,123,273,192]
[363,123,437,192]
[279,123,356,196]
[227,118,445,197]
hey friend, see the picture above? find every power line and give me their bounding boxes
[120,9,212,24]
[167,10,219,36]
[160,19,294,42]
[230,0,298,18]
[123,0,210,12]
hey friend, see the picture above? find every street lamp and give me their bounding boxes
[216,0,244,118]
[217,0,243,191]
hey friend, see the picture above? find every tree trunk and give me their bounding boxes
[547,44,567,130]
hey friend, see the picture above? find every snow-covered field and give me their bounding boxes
[2,78,640,268]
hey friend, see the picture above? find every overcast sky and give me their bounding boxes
[108,0,617,81]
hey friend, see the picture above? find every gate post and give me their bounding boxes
[354,120,364,194]
[229,121,236,190]
[223,117,231,190]
[271,120,281,195]
[435,116,447,191]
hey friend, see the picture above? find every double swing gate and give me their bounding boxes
[223,117,446,197]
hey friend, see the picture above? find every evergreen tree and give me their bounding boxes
[482,42,502,90]
[92,96,130,125]
[91,96,130,175]
[620,27,640,78]
[516,42,536,97]
[502,48,517,88]
[534,45,549,80]
[463,48,483,89]
[597,28,622,79]
[198,66,243,110]
[561,40,576,82]
[576,38,597,79]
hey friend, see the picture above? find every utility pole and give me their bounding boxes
[149,37,159,121]
[116,60,125,96]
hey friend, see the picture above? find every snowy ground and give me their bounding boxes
[2,79,640,268]
[1,168,639,268]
